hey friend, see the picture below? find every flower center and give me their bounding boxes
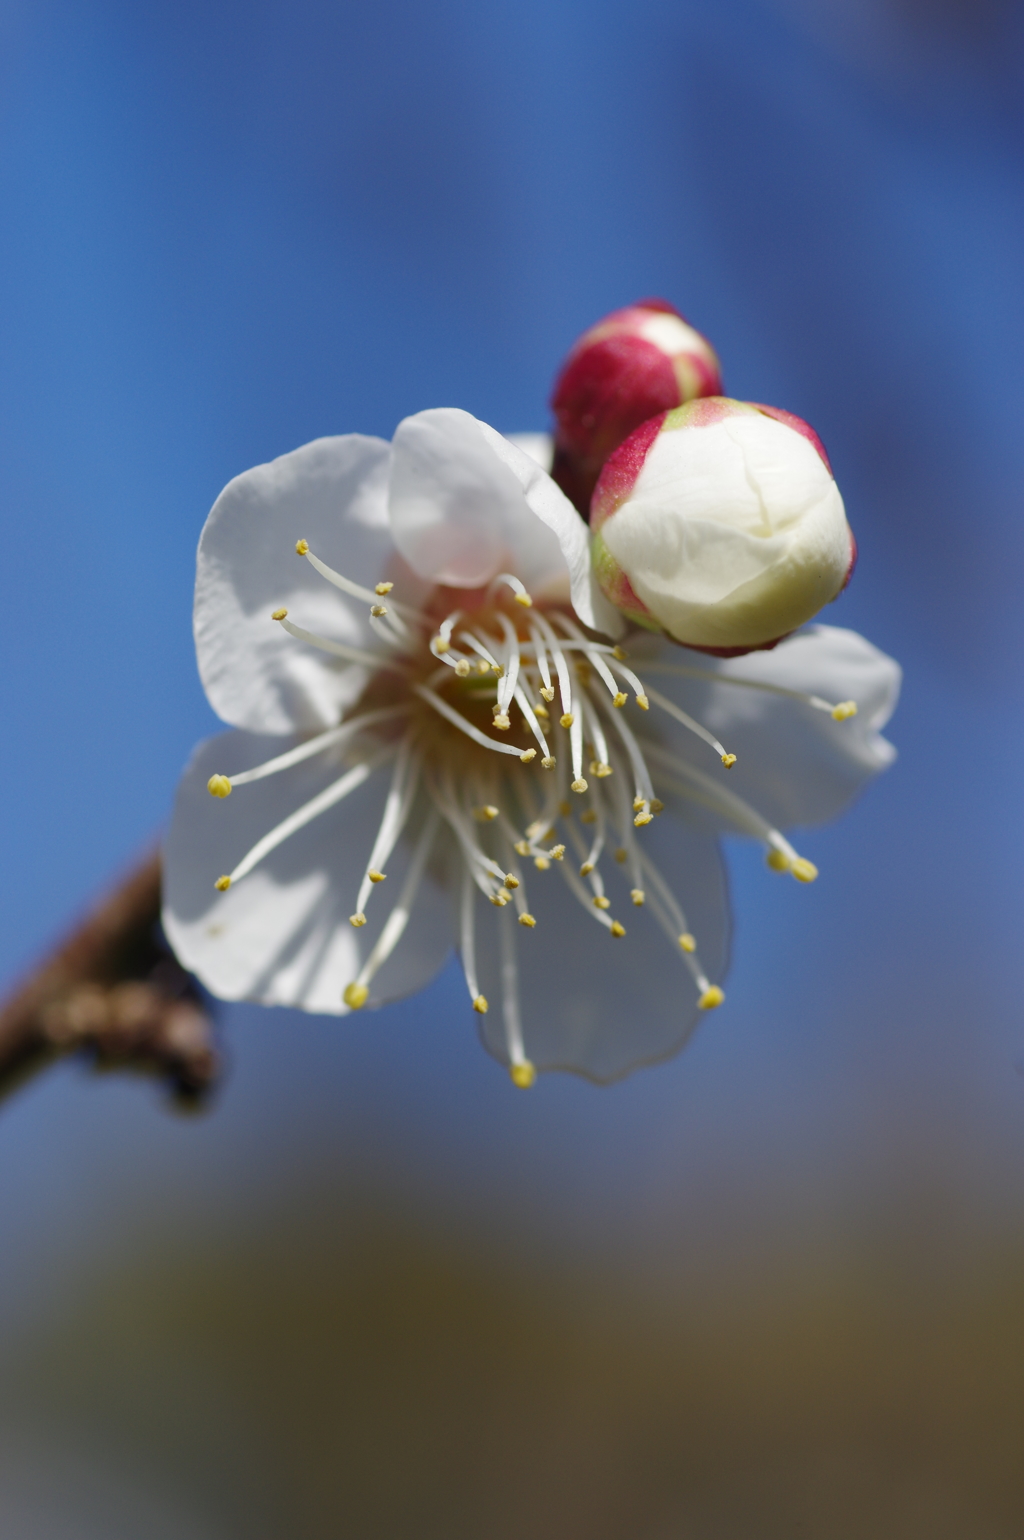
[205,539,857,1084]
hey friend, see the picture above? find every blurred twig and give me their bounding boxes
[0,850,219,1107]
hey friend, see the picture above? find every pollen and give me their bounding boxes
[271,608,288,621]
[343,981,369,1009]
[571,777,589,794]
[514,840,530,857]
[214,875,231,891]
[454,658,471,676]
[832,700,857,721]
[559,800,571,816]
[474,805,500,822]
[766,848,791,873]
[650,799,664,815]
[721,753,737,768]
[370,604,388,618]
[699,985,725,1010]
[534,701,549,718]
[612,646,627,660]
[207,774,232,798]
[593,895,611,910]
[473,994,489,1013]
[609,920,626,937]
[492,713,511,730]
[630,889,645,907]
[679,933,696,952]
[549,844,566,861]
[636,694,650,711]
[580,861,594,876]
[580,808,597,825]
[295,539,309,555]
[520,748,537,764]
[518,912,536,927]
[791,857,819,883]
[374,581,393,595]
[540,686,555,702]
[534,856,550,871]
[476,659,490,675]
[349,912,367,927]
[510,1060,536,1088]
[560,712,575,729]
[596,763,613,778]
[541,755,556,770]
[490,892,509,907]
[634,811,653,827]
[368,869,386,884]
[434,636,451,654]
[613,692,628,708]
[514,590,533,608]
[503,874,520,890]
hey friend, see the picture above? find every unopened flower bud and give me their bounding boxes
[591,398,856,655]
[550,299,722,514]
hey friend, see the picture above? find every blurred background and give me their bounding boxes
[2,0,1024,1533]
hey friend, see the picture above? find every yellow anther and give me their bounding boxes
[474,805,500,822]
[636,694,650,710]
[214,875,231,891]
[540,685,555,702]
[832,700,857,721]
[631,889,645,906]
[766,848,792,873]
[492,663,504,676]
[374,581,393,596]
[534,856,550,871]
[634,811,653,828]
[541,755,556,770]
[791,857,819,884]
[650,798,664,815]
[368,869,386,884]
[207,774,232,798]
[614,847,627,864]
[520,748,537,764]
[698,985,725,1010]
[349,912,367,927]
[343,981,369,1009]
[613,691,628,708]
[559,712,574,729]
[492,714,511,731]
[514,839,530,857]
[596,763,613,778]
[454,658,471,677]
[721,753,737,768]
[370,603,388,617]
[633,795,645,812]
[580,808,597,825]
[609,920,626,938]
[514,590,533,607]
[518,912,536,928]
[271,608,288,621]
[593,895,611,910]
[473,994,489,1014]
[534,701,549,718]
[679,933,696,953]
[503,874,520,890]
[549,844,566,861]
[558,800,571,816]
[434,636,450,654]
[571,777,588,794]
[476,658,490,674]
[510,1060,536,1089]
[295,539,309,555]
[612,645,628,660]
[580,861,595,876]
[490,892,509,907]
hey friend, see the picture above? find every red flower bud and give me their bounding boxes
[550,299,722,515]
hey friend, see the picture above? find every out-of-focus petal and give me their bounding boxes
[633,624,900,830]
[471,819,729,1082]
[503,431,553,472]
[163,731,453,1014]
[195,436,393,734]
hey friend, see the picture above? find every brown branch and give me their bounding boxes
[0,849,220,1107]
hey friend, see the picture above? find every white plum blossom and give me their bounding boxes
[163,408,899,1086]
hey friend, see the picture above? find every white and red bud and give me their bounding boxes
[550,299,722,515]
[590,398,856,655]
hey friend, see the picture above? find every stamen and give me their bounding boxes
[216,753,387,891]
[374,581,393,596]
[431,609,462,656]
[644,685,737,769]
[530,612,573,724]
[276,615,401,672]
[513,685,552,761]
[596,694,655,816]
[458,630,504,676]
[529,625,554,702]
[353,738,420,918]
[343,808,440,1006]
[498,906,534,1085]
[214,707,409,791]
[460,867,485,1011]
[639,659,860,720]
[413,684,530,761]
[296,540,423,624]
[495,613,522,714]
[491,572,534,608]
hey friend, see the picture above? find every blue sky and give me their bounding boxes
[2,0,1024,1320]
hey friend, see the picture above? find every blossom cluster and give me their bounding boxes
[164,303,899,1085]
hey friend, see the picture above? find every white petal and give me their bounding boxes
[163,731,453,1014]
[195,436,394,734]
[470,820,729,1083]
[502,432,553,472]
[477,419,625,637]
[632,624,900,830]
